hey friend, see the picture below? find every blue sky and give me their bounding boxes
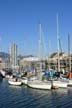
[0,0,72,56]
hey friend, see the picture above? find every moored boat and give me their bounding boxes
[21,77,28,85]
[68,79,72,86]
[67,72,72,86]
[8,78,22,86]
[27,80,52,90]
[53,80,68,88]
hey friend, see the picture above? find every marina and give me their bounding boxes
[0,0,72,107]
[0,79,72,108]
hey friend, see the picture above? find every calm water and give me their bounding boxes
[0,79,72,108]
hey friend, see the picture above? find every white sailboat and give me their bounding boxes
[27,80,52,90]
[27,23,52,90]
[67,33,72,86]
[53,14,68,88]
[53,79,68,88]
[8,78,22,86]
[56,33,72,87]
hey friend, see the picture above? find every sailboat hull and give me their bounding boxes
[21,77,28,85]
[8,79,22,86]
[27,80,51,90]
[68,79,72,86]
[53,80,68,88]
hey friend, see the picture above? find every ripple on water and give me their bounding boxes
[0,79,72,108]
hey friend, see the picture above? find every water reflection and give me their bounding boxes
[1,79,72,108]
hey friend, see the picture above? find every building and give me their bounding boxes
[49,52,69,71]
[20,56,39,68]
[9,43,18,69]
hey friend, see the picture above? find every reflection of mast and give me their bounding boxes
[68,33,71,71]
[57,13,60,72]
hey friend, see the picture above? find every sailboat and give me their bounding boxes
[57,33,72,86]
[8,74,22,86]
[8,78,22,86]
[53,14,68,88]
[67,33,72,86]
[27,23,52,90]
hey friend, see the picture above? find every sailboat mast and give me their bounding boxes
[57,13,60,72]
[38,23,42,79]
[68,33,71,71]
[39,23,42,60]
[48,40,51,70]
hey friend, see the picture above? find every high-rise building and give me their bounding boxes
[9,43,18,68]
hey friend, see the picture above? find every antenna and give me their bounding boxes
[57,13,60,72]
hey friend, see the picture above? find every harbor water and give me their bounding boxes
[0,79,72,108]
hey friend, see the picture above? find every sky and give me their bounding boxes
[0,0,72,56]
